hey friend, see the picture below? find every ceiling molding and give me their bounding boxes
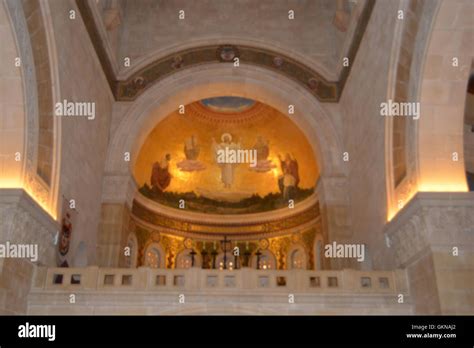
[131,198,321,239]
[76,0,375,103]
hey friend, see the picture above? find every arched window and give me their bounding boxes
[290,249,304,269]
[176,251,192,269]
[176,249,202,269]
[287,244,307,270]
[251,250,276,270]
[144,243,164,268]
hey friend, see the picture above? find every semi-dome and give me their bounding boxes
[133,97,319,216]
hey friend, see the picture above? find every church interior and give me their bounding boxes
[0,0,473,316]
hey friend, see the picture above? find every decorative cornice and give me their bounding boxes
[385,192,474,267]
[0,189,58,265]
[76,0,375,103]
[131,198,320,239]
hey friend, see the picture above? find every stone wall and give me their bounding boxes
[417,0,473,192]
[97,203,130,267]
[0,189,58,314]
[22,0,54,185]
[386,192,474,314]
[338,0,400,270]
[0,0,25,187]
[48,0,114,265]
[28,266,412,315]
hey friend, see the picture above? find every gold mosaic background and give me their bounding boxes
[134,101,319,199]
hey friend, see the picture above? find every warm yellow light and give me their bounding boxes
[0,179,57,220]
[387,180,468,222]
[271,167,280,178]
[0,178,22,188]
[170,166,191,182]
[418,182,469,192]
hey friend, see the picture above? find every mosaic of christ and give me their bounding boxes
[134,97,319,214]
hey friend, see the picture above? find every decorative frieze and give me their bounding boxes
[385,192,474,267]
[131,199,320,238]
[0,189,58,266]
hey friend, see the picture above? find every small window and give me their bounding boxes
[207,275,218,287]
[361,277,372,288]
[258,276,269,288]
[379,277,390,289]
[155,275,166,286]
[224,276,236,288]
[174,275,184,287]
[53,274,63,285]
[122,275,132,285]
[70,274,81,285]
[276,277,287,287]
[310,276,320,288]
[328,276,338,287]
[104,274,115,285]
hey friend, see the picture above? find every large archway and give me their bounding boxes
[385,0,472,221]
[100,63,348,267]
[105,63,344,179]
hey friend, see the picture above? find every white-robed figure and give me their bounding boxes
[212,133,241,188]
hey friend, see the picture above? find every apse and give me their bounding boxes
[134,97,319,214]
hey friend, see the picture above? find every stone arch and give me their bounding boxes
[385,0,437,220]
[102,64,347,248]
[385,0,471,220]
[22,0,55,186]
[117,36,337,83]
[416,0,471,192]
[105,64,343,178]
[1,0,62,219]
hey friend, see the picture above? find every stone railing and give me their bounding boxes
[33,266,408,294]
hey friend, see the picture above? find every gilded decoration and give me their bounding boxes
[131,199,320,237]
[132,220,318,270]
[259,239,269,250]
[135,100,318,215]
[136,227,185,268]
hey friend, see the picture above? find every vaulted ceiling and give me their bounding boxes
[77,0,375,102]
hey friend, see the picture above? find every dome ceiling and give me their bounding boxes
[134,97,319,214]
[77,0,375,102]
[200,96,256,113]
